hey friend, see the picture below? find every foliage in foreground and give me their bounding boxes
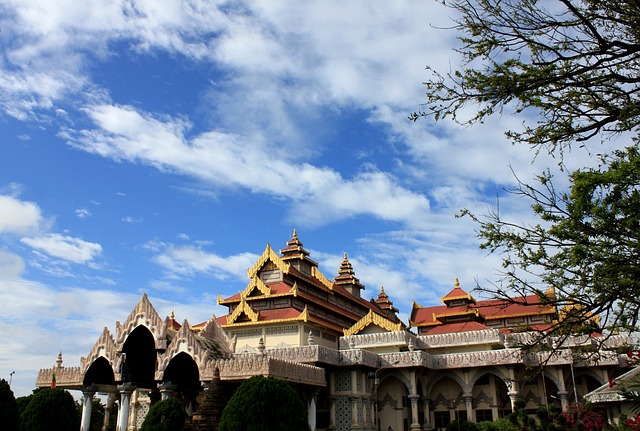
[413,0,640,338]
[218,375,309,431]
[19,388,80,431]
[0,379,19,431]
[139,397,187,431]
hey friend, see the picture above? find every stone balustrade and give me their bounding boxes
[418,329,504,349]
[340,331,415,350]
[430,348,523,369]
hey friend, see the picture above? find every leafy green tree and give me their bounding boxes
[139,397,187,431]
[0,379,19,431]
[19,388,80,431]
[218,376,309,431]
[509,399,540,431]
[413,0,640,337]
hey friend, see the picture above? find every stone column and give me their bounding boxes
[81,386,96,431]
[423,398,432,430]
[102,393,116,431]
[349,396,360,428]
[409,394,421,430]
[308,391,318,431]
[329,396,336,430]
[116,384,135,431]
[464,393,474,422]
[557,390,569,411]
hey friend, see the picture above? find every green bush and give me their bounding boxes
[19,388,80,431]
[218,376,309,431]
[139,397,187,431]
[0,379,19,431]
[477,419,517,431]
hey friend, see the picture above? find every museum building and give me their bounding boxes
[37,231,632,431]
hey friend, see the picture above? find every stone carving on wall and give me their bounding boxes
[81,327,118,376]
[420,329,504,349]
[115,293,167,351]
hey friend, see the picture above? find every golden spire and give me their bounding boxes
[454,277,460,289]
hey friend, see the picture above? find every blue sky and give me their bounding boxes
[0,0,597,397]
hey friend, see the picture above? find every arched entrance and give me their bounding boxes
[428,375,464,431]
[84,356,115,387]
[377,375,410,431]
[471,372,511,421]
[122,326,157,388]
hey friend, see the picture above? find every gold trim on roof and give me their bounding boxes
[242,277,271,298]
[217,292,223,306]
[434,309,479,320]
[343,310,402,336]
[300,305,309,322]
[247,244,290,279]
[227,298,259,324]
[291,281,299,297]
[312,266,333,290]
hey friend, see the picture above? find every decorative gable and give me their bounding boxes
[227,298,259,324]
[242,277,271,298]
[157,319,209,380]
[81,327,117,374]
[247,244,290,279]
[115,293,167,350]
[343,310,403,336]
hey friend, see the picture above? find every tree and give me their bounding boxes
[412,0,640,337]
[218,376,309,431]
[19,388,80,431]
[139,398,187,431]
[0,379,19,431]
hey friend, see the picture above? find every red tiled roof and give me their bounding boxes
[423,321,490,335]
[412,294,556,328]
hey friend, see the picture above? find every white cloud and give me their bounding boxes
[21,233,102,264]
[75,208,91,219]
[149,242,258,281]
[0,195,44,235]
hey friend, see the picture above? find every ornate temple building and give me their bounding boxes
[37,232,633,431]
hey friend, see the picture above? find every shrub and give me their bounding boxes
[218,376,309,431]
[139,397,187,431]
[0,379,19,431]
[19,388,80,431]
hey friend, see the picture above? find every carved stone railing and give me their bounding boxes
[202,355,325,386]
[339,348,380,367]
[600,334,634,349]
[430,349,523,369]
[378,351,430,368]
[339,331,415,350]
[418,329,504,349]
[573,351,623,367]
[36,366,84,389]
[524,349,574,366]
[265,345,341,366]
[504,332,549,348]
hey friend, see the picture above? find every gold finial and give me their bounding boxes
[454,277,460,289]
[380,285,385,293]
[343,252,348,260]
[170,310,175,320]
[292,228,297,238]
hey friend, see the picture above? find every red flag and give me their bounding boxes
[51,369,56,388]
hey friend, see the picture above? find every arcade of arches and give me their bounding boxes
[37,233,633,431]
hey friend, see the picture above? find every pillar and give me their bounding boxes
[102,393,116,431]
[308,391,318,431]
[409,394,421,431]
[464,393,474,422]
[557,390,569,411]
[80,386,96,431]
[423,398,432,430]
[329,396,336,430]
[117,384,134,431]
